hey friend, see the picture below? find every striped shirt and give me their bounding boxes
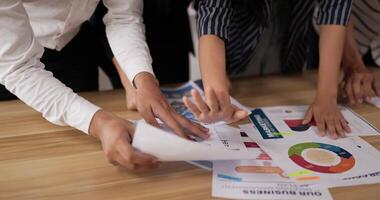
[197,0,352,74]
[351,0,380,66]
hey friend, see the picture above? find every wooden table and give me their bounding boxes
[1,70,380,200]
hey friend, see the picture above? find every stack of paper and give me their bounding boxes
[132,123,261,161]
[240,106,380,188]
[132,82,380,200]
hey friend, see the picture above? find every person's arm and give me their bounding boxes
[0,1,100,134]
[303,0,353,139]
[341,19,380,104]
[183,0,248,124]
[102,0,209,139]
[0,1,158,170]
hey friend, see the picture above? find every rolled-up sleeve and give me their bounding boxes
[197,0,233,40]
[103,0,154,83]
[0,1,100,134]
[317,0,352,25]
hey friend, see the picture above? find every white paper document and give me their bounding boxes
[367,96,380,108]
[213,160,333,200]
[240,123,380,187]
[132,122,261,161]
[247,105,379,137]
[187,160,213,171]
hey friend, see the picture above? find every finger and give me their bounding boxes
[345,78,355,105]
[340,81,347,98]
[191,89,210,114]
[115,156,137,170]
[334,118,345,138]
[205,88,220,113]
[315,115,326,137]
[230,105,249,123]
[373,79,380,96]
[119,141,158,168]
[110,160,119,166]
[302,108,313,124]
[195,121,210,132]
[155,107,187,138]
[174,113,210,139]
[183,96,201,117]
[141,107,160,128]
[353,75,363,104]
[326,119,338,140]
[340,118,351,133]
[217,93,242,122]
[363,77,376,101]
[131,151,159,167]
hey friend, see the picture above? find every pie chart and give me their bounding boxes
[288,142,355,173]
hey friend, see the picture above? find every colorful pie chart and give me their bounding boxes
[288,142,355,174]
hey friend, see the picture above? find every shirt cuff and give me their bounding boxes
[117,55,155,88]
[65,96,101,134]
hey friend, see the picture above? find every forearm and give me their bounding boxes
[317,25,347,98]
[0,1,100,134]
[104,0,155,86]
[113,57,132,89]
[342,19,365,70]
[199,35,229,89]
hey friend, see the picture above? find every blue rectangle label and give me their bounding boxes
[249,108,282,139]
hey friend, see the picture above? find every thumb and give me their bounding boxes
[231,109,249,123]
[303,108,313,124]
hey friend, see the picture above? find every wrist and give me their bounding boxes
[133,72,159,90]
[89,110,111,140]
[315,90,338,103]
[203,75,230,91]
[344,60,366,72]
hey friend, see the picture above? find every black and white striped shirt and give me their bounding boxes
[351,0,380,66]
[197,0,352,74]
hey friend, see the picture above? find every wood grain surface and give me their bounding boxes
[1,70,380,200]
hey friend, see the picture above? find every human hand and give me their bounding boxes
[303,96,351,139]
[183,85,248,124]
[89,110,159,170]
[133,72,209,139]
[341,66,380,105]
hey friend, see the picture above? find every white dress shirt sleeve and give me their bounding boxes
[103,0,155,83]
[0,1,100,134]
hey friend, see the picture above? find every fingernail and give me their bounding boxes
[202,127,209,132]
[320,131,325,137]
[359,98,363,103]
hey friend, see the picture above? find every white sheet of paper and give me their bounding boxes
[247,105,379,137]
[132,122,261,161]
[213,160,333,200]
[240,124,380,187]
[367,97,380,108]
[187,160,213,171]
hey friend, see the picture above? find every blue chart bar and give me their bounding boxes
[217,174,242,182]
